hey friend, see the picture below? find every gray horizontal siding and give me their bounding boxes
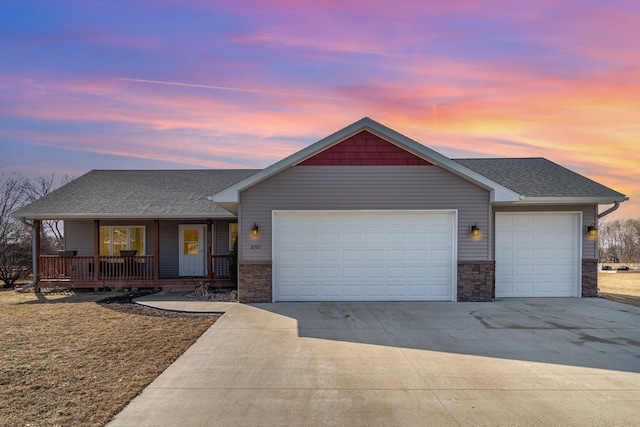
[239,165,491,262]
[64,220,94,256]
[214,220,234,255]
[492,205,598,259]
[159,221,179,279]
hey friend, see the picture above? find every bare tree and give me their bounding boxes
[0,170,74,286]
[22,174,74,250]
[598,219,640,263]
[0,170,30,286]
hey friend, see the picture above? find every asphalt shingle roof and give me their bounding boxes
[454,157,626,199]
[12,169,260,219]
[14,157,627,219]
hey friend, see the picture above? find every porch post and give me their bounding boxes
[153,220,160,280]
[33,220,41,292]
[206,219,213,280]
[93,220,100,281]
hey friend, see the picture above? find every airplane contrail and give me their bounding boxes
[559,0,640,22]
[114,77,341,100]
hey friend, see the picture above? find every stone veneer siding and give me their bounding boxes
[457,261,495,302]
[238,261,272,303]
[582,259,598,297]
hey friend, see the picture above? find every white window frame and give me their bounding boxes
[99,225,146,256]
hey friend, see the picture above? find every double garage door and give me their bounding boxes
[495,213,581,297]
[272,211,456,302]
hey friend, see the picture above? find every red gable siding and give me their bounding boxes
[298,130,432,166]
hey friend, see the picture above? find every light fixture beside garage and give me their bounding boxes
[587,224,598,238]
[471,224,480,237]
[252,223,259,237]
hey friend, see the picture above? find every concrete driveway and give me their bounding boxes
[109,298,640,426]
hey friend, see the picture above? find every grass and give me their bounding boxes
[0,289,217,427]
[598,271,640,307]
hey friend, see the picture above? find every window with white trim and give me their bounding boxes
[99,226,145,256]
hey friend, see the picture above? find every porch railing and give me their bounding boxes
[39,254,229,282]
[211,254,230,279]
[39,255,155,281]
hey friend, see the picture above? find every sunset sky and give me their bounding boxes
[1,1,638,219]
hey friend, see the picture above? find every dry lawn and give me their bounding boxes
[598,271,640,307]
[0,289,218,427]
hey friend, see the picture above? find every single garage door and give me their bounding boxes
[272,211,456,302]
[495,213,580,297]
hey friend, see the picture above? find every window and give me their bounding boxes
[100,226,145,256]
[229,223,238,250]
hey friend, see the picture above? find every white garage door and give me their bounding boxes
[273,211,456,302]
[495,213,580,297]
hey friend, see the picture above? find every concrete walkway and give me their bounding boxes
[133,292,236,313]
[109,298,640,426]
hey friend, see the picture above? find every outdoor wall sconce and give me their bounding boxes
[252,223,259,237]
[471,224,480,237]
[587,224,598,238]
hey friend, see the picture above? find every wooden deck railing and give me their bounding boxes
[211,254,231,279]
[39,255,155,281]
[40,254,230,282]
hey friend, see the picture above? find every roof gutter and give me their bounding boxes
[16,218,37,293]
[598,201,621,219]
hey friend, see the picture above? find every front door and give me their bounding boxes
[179,225,206,276]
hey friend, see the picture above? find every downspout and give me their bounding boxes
[598,201,620,219]
[17,217,37,292]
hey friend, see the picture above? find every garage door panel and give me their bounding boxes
[298,249,319,262]
[364,286,385,297]
[321,251,340,263]
[556,264,575,276]
[516,234,536,245]
[406,266,429,278]
[320,267,341,279]
[516,281,535,295]
[431,231,452,244]
[320,232,341,245]
[273,211,455,301]
[537,232,556,245]
[431,250,453,262]
[299,266,319,278]
[344,251,363,261]
[536,250,555,261]
[515,264,535,276]
[496,213,580,298]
